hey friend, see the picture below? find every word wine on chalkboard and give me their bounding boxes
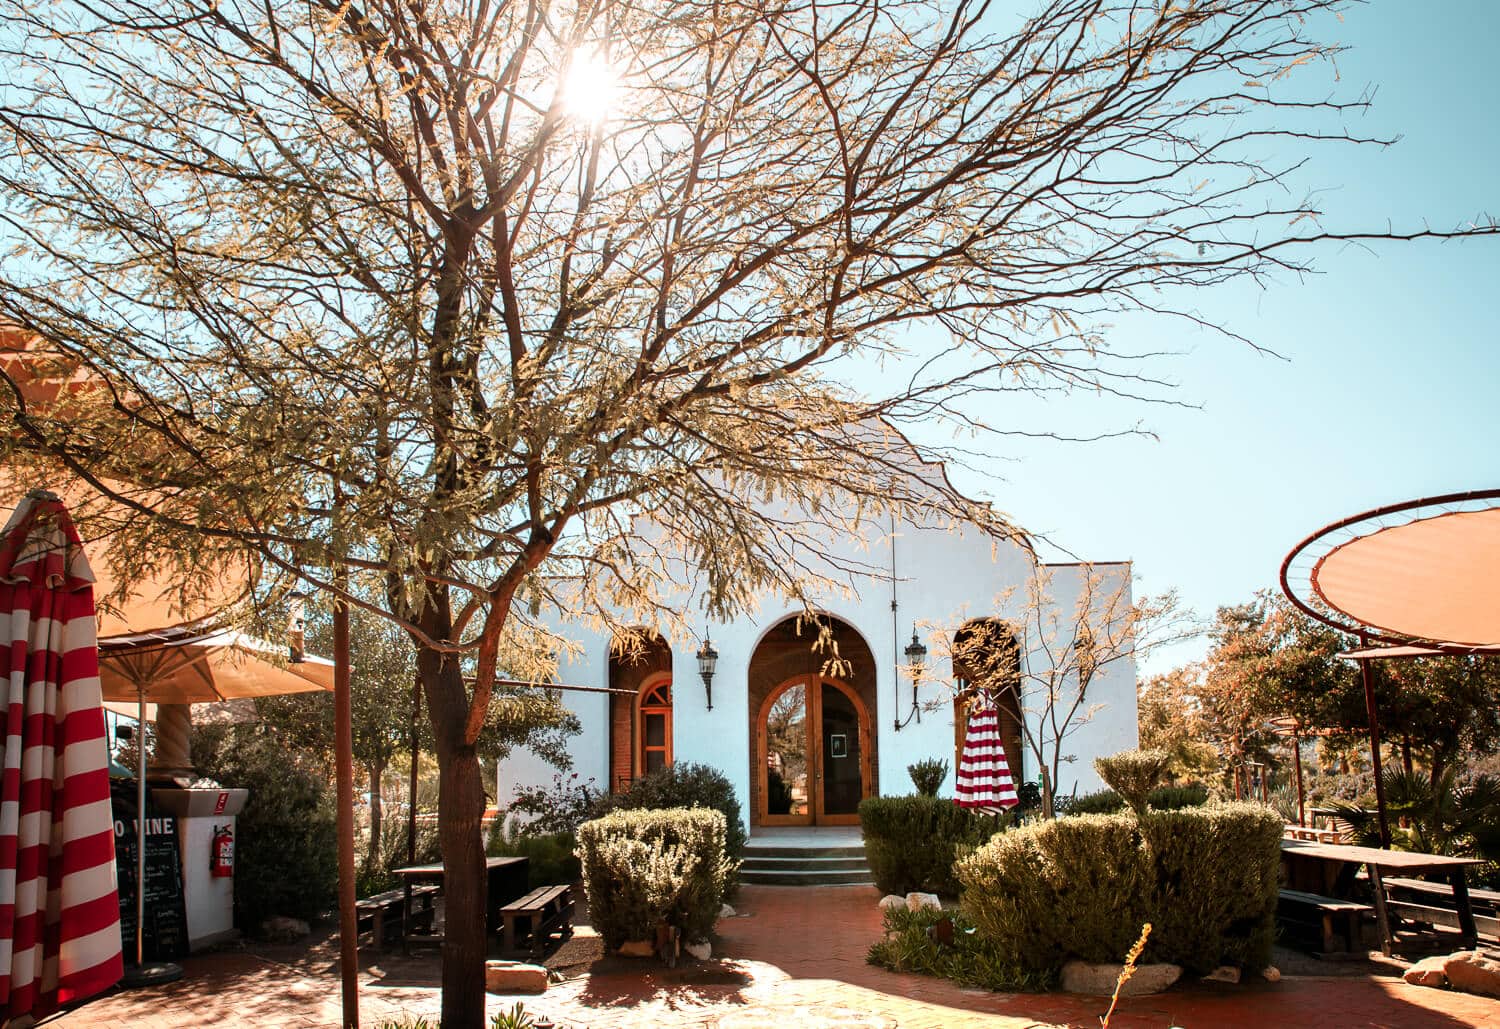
[111,781,188,962]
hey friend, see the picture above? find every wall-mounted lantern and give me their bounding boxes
[697,638,719,711]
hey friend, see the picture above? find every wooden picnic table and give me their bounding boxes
[391,855,529,951]
[1280,839,1485,954]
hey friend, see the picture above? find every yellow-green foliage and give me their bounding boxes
[956,803,1282,975]
[1094,749,1172,815]
[576,807,731,950]
[866,904,1055,992]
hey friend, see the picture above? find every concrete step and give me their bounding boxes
[743,845,868,860]
[740,867,875,887]
[740,854,870,872]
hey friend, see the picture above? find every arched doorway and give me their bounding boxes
[748,615,877,826]
[953,618,1025,782]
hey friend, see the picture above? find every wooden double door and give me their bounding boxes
[756,676,872,826]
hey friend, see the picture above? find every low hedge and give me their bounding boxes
[487,828,581,889]
[956,803,1282,975]
[601,762,748,866]
[859,795,1013,897]
[577,807,732,950]
[1062,783,1210,816]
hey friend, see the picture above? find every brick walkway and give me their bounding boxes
[49,885,1500,1028]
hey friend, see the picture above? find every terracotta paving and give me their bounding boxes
[48,885,1500,1028]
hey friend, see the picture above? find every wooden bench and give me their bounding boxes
[1278,888,1372,953]
[1384,876,1500,913]
[355,884,439,951]
[1380,877,1500,939]
[500,884,574,957]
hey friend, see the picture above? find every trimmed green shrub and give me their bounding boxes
[487,827,581,888]
[867,903,1055,992]
[1060,784,1209,816]
[602,762,747,864]
[956,803,1283,975]
[1061,788,1128,815]
[1094,749,1171,815]
[577,807,732,949]
[1149,784,1211,811]
[908,758,950,797]
[859,795,1012,897]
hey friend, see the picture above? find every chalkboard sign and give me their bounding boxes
[111,781,188,962]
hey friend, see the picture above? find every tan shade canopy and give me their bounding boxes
[99,630,334,705]
[0,473,252,639]
[1337,645,1448,661]
[1313,506,1500,650]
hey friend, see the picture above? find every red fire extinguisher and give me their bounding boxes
[210,824,235,878]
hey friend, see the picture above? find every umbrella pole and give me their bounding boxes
[121,684,182,987]
[137,683,145,967]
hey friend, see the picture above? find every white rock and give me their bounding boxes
[1444,951,1500,998]
[905,892,941,913]
[879,895,906,912]
[1061,960,1181,997]
[1260,965,1282,983]
[719,903,737,918]
[685,940,712,961]
[484,960,547,994]
[1202,965,1241,984]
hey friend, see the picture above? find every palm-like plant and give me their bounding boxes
[1333,768,1500,859]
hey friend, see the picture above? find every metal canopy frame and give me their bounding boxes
[1280,488,1500,655]
[1279,488,1500,849]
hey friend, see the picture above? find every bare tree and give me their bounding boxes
[0,0,1489,1017]
[947,565,1193,817]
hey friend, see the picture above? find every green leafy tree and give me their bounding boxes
[3,1,1491,1018]
[261,590,579,868]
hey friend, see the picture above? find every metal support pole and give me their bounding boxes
[1292,731,1306,827]
[135,684,146,967]
[1359,634,1391,848]
[333,591,358,1027]
[409,673,421,866]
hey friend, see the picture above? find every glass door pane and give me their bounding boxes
[820,683,862,816]
[765,684,808,816]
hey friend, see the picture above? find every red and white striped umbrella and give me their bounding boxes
[954,699,1018,812]
[0,492,122,1018]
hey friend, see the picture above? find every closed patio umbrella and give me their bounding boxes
[955,699,1019,812]
[0,491,123,1019]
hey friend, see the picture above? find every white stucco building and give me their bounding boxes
[498,462,1140,835]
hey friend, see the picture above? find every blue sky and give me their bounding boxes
[938,0,1500,675]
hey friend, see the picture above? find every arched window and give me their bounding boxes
[638,677,673,775]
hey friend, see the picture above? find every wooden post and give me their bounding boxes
[332,494,359,1028]
[1359,635,1391,849]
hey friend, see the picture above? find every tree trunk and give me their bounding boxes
[1401,736,1412,777]
[419,647,488,1028]
[367,758,386,870]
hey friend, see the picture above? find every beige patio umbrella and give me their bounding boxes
[96,627,333,982]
